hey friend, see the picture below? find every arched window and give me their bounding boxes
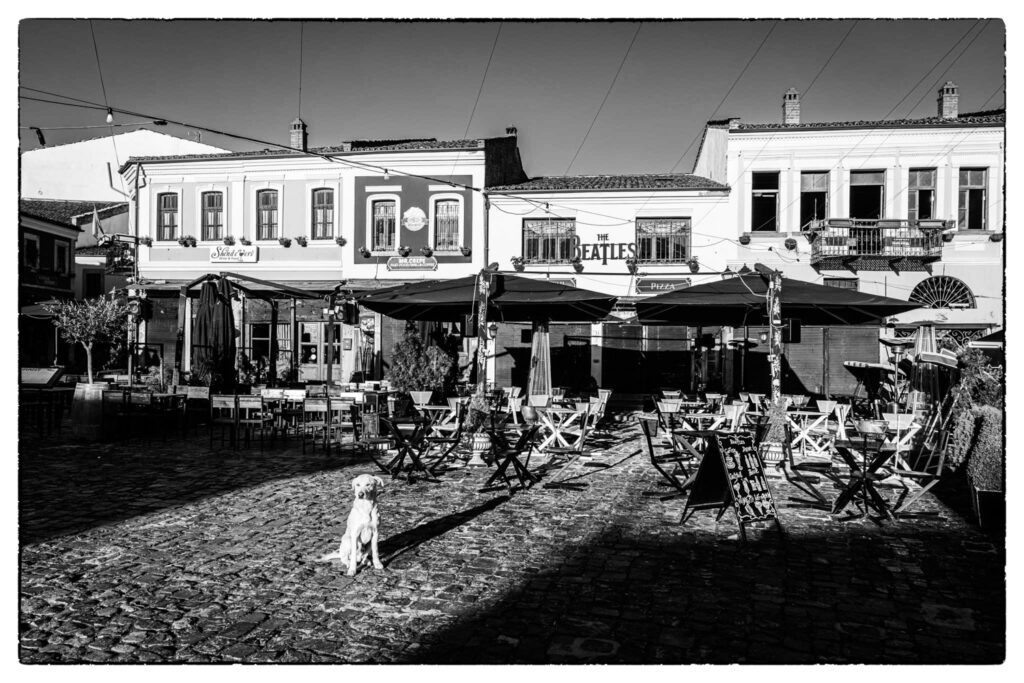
[909,276,976,309]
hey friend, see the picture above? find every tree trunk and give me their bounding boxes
[84,342,94,384]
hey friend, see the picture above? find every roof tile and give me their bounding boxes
[19,199,127,226]
[488,174,729,192]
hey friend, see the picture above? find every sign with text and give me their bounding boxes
[386,256,438,271]
[636,278,691,294]
[209,245,259,263]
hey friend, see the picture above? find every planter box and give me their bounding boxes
[70,382,109,441]
[971,485,1005,534]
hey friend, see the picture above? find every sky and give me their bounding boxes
[17,18,1006,179]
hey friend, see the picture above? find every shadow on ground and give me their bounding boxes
[408,526,1005,664]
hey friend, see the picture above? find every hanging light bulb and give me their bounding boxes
[105,108,114,124]
[383,169,390,181]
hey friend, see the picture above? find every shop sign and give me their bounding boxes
[402,207,427,232]
[209,245,259,263]
[386,256,438,271]
[636,278,690,294]
[573,238,636,265]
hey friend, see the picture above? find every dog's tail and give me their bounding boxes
[317,550,342,562]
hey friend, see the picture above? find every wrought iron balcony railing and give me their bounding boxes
[805,218,950,271]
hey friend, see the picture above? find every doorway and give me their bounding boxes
[298,322,342,382]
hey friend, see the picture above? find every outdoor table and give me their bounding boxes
[416,404,453,437]
[787,409,832,457]
[675,411,726,432]
[381,417,436,481]
[534,405,586,451]
[831,437,898,522]
[483,424,542,492]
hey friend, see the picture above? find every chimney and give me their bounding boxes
[290,118,307,152]
[505,126,518,137]
[937,81,959,119]
[783,87,801,125]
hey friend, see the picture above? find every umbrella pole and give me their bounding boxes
[473,270,494,396]
[767,270,783,404]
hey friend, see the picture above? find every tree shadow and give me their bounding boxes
[407,526,1005,664]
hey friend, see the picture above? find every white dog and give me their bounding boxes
[320,474,386,575]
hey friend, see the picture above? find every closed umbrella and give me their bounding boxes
[212,277,237,393]
[191,282,217,385]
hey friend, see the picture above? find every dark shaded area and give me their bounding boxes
[381,495,511,565]
[410,526,1005,664]
[18,432,356,545]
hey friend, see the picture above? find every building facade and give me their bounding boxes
[123,123,527,383]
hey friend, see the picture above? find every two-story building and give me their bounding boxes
[690,81,1004,394]
[122,122,527,383]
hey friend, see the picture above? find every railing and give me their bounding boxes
[807,218,949,263]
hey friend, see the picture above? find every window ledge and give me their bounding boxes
[741,231,789,239]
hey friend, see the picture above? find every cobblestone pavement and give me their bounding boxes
[19,418,1004,664]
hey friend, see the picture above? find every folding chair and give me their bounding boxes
[542,405,594,489]
[357,410,395,474]
[379,416,435,481]
[780,421,835,510]
[483,424,542,492]
[300,397,331,453]
[891,431,948,517]
[209,394,238,450]
[425,402,466,475]
[637,415,693,500]
[327,397,359,452]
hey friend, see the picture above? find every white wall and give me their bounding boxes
[21,129,227,202]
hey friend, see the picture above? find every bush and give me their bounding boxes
[946,407,979,472]
[966,405,1003,492]
[385,327,456,394]
[958,347,1003,409]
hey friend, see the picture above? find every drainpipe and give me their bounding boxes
[483,193,490,269]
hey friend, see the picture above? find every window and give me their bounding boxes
[800,172,829,229]
[23,234,40,270]
[156,192,179,241]
[751,172,779,231]
[433,198,461,251]
[908,169,935,222]
[909,276,976,309]
[311,188,334,239]
[958,168,987,230]
[371,199,397,251]
[201,191,224,241]
[523,218,576,262]
[636,217,691,262]
[53,241,69,275]
[823,277,858,291]
[849,170,885,219]
[249,322,292,364]
[256,190,279,240]
[84,270,103,298]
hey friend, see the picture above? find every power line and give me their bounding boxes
[564,22,642,175]
[88,21,111,111]
[446,22,503,181]
[297,22,304,118]
[802,20,858,98]
[899,20,992,120]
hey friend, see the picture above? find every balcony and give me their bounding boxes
[805,218,950,273]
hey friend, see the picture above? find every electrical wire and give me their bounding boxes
[898,20,992,121]
[563,22,642,175]
[446,22,503,183]
[297,22,304,118]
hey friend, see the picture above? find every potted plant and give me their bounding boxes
[384,326,457,409]
[759,396,789,464]
[335,236,347,247]
[44,294,131,440]
[966,405,1004,533]
[240,237,252,246]
[687,257,700,273]
[625,256,638,274]
[177,235,197,247]
[420,245,434,257]
[784,237,798,251]
[398,245,412,257]
[460,246,472,257]
[138,236,153,247]
[989,232,1004,242]
[295,235,308,247]
[465,390,493,466]
[278,236,292,248]
[511,256,526,271]
[222,235,236,246]
[571,256,584,273]
[942,232,955,242]
[739,234,751,245]
[359,245,371,258]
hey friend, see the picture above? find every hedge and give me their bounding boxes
[966,405,1004,492]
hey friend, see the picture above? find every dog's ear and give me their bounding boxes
[351,477,360,492]
[374,476,385,491]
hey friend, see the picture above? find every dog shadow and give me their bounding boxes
[379,495,511,567]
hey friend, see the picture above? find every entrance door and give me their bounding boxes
[298,322,342,382]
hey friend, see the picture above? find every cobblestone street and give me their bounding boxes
[19,418,1004,664]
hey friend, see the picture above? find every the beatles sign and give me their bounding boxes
[573,237,636,265]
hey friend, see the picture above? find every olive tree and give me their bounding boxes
[44,294,130,384]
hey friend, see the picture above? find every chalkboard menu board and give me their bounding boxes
[718,434,778,523]
[681,432,781,541]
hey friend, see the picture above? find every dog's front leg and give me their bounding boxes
[347,535,360,576]
[371,529,385,570]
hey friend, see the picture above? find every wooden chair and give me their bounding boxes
[637,415,691,501]
[483,424,542,493]
[300,397,331,453]
[357,411,395,475]
[209,394,238,450]
[236,395,274,450]
[426,402,467,475]
[327,397,359,452]
[543,405,594,489]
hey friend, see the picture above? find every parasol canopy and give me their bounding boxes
[192,279,237,391]
[636,273,921,326]
[358,273,617,322]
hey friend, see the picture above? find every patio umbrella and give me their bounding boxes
[358,273,617,323]
[191,281,217,385]
[636,273,920,326]
[211,277,237,392]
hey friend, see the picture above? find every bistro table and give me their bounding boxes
[416,404,454,437]
[534,405,586,451]
[831,436,898,522]
[787,409,832,457]
[676,411,726,432]
[380,417,436,482]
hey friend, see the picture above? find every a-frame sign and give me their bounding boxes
[681,433,783,542]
